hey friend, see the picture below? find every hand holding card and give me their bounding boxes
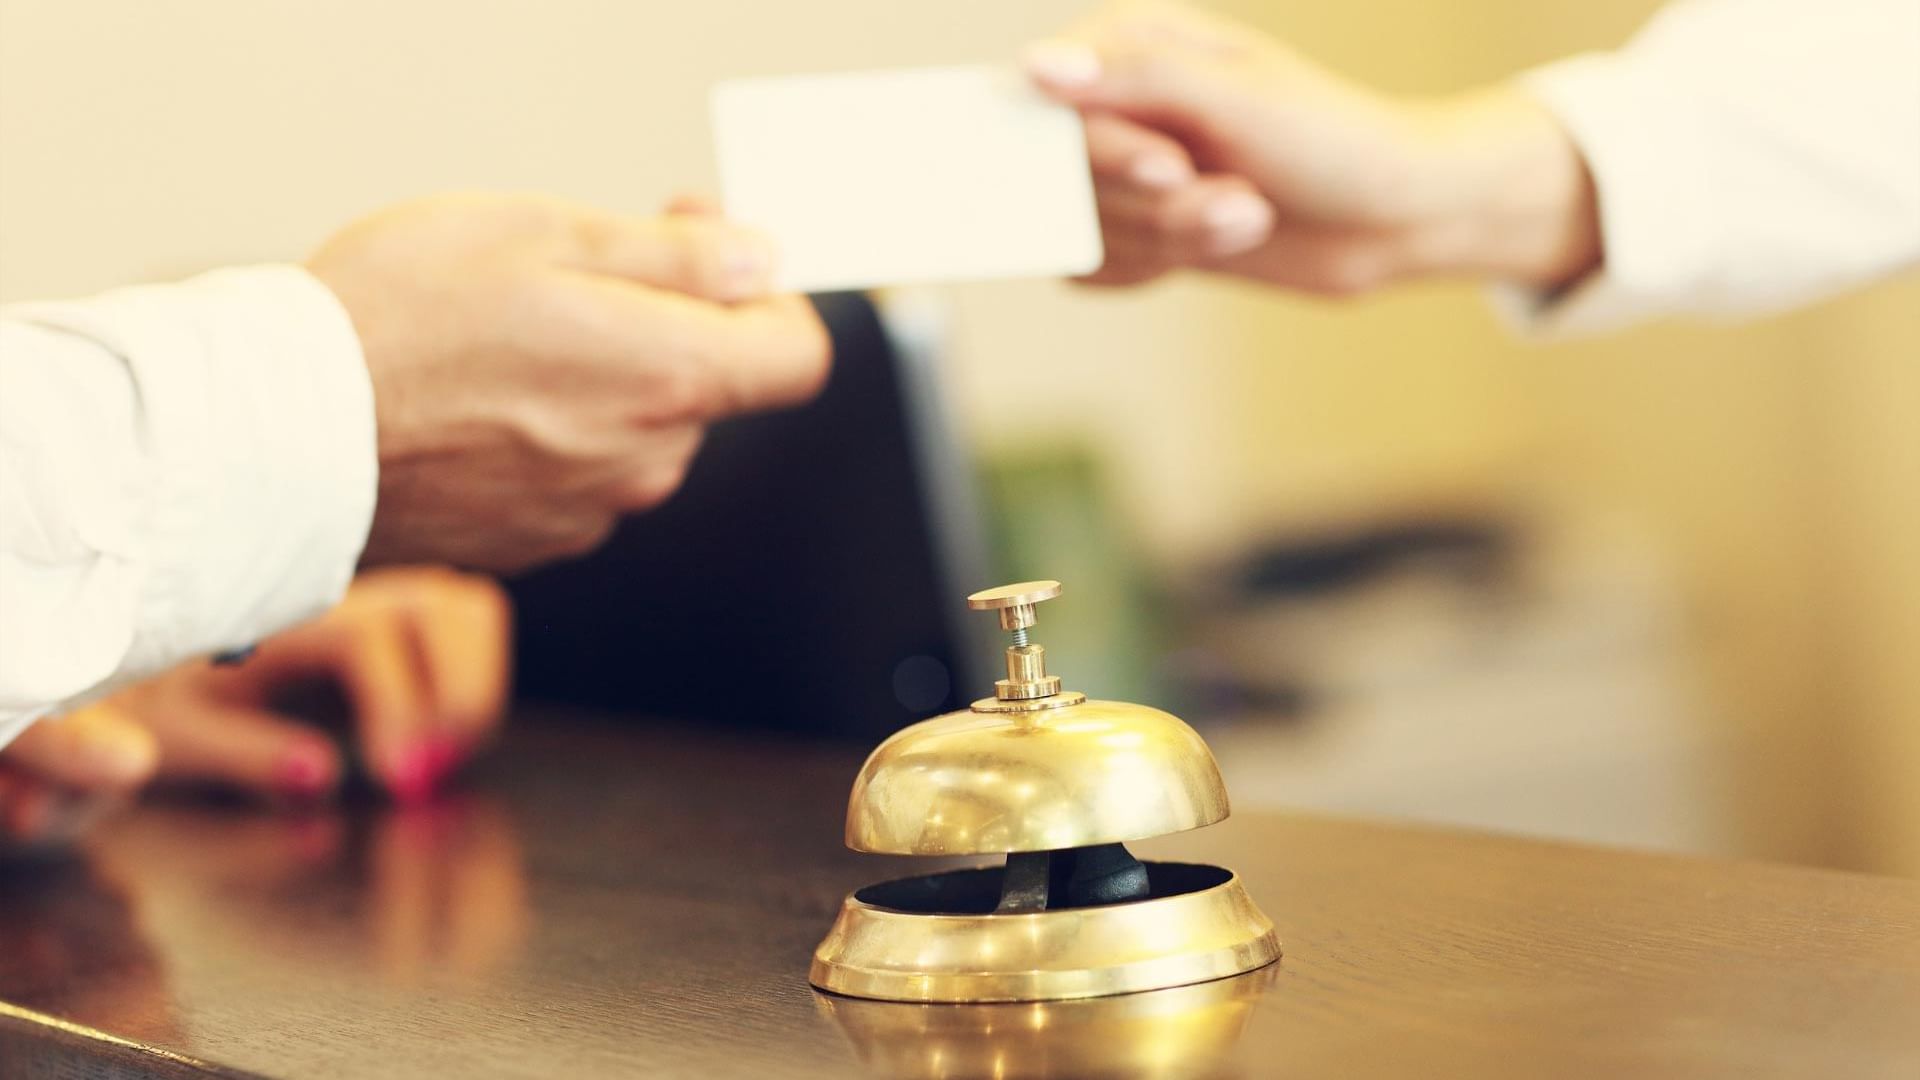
[712,66,1104,294]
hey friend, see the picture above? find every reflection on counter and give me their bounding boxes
[0,791,530,1033]
[0,853,177,1045]
[818,966,1276,1079]
[99,794,530,987]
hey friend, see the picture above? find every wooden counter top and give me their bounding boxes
[3,710,1916,1078]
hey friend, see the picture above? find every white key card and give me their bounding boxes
[712,65,1103,293]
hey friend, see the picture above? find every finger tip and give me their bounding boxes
[383,735,467,805]
[275,738,341,801]
[383,748,430,804]
[1024,40,1102,91]
[1201,191,1277,256]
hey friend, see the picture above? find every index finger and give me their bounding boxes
[240,613,429,793]
[550,274,834,418]
[563,208,781,305]
[1085,112,1197,190]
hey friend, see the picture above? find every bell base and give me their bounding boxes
[810,862,1280,1003]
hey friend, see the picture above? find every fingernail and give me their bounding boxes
[274,739,338,801]
[1202,191,1275,255]
[387,744,436,804]
[723,235,777,295]
[386,737,465,805]
[1129,154,1190,190]
[424,736,467,780]
[1024,41,1101,88]
[726,238,771,279]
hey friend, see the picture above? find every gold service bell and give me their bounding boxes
[811,580,1281,1003]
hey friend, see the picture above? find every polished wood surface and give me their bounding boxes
[2,709,1917,1078]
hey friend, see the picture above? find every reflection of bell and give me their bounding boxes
[811,581,1281,1003]
[819,964,1276,1079]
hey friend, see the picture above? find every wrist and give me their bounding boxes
[1395,87,1601,288]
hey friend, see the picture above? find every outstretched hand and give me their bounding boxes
[1028,2,1599,294]
[309,193,831,572]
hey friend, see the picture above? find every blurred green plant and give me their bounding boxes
[975,445,1164,707]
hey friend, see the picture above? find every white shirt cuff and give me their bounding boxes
[1487,51,1712,337]
[8,265,377,696]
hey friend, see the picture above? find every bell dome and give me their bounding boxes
[844,698,1229,855]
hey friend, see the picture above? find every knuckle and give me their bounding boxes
[569,214,618,268]
[508,403,590,465]
[614,462,690,512]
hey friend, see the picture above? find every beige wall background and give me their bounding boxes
[3,1,1915,871]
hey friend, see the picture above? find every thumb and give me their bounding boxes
[564,208,780,303]
[1024,37,1230,132]
[4,705,159,794]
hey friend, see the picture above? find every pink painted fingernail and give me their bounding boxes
[387,737,466,805]
[387,745,437,804]
[425,737,467,781]
[274,740,338,801]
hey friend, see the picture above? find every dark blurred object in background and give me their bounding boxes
[509,293,986,741]
[1230,519,1514,602]
[1161,515,1520,722]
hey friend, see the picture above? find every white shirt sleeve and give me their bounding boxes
[1494,0,1920,335]
[0,265,377,749]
